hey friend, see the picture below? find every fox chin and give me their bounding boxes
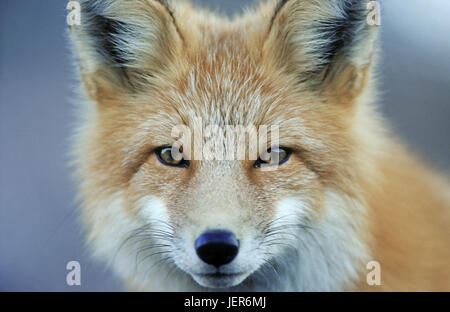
[69,0,450,291]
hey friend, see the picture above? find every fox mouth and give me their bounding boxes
[191,271,249,288]
[196,272,243,278]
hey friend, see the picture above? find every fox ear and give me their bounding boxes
[69,0,183,100]
[263,0,377,103]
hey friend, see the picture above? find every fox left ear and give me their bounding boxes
[263,0,377,104]
[69,0,184,101]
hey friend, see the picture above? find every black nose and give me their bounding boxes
[195,230,239,267]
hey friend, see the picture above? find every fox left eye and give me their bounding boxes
[156,146,190,168]
[254,147,291,168]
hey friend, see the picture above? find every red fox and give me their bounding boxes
[69,0,450,291]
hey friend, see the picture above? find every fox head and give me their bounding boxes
[70,0,380,291]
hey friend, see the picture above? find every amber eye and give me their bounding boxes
[156,146,190,168]
[254,147,291,168]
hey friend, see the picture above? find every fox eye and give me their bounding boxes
[254,147,291,168]
[156,146,190,168]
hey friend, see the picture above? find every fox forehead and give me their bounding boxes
[125,41,328,148]
[151,37,284,125]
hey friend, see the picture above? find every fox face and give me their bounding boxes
[70,0,379,291]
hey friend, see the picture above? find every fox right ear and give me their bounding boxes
[262,0,377,104]
[69,0,183,100]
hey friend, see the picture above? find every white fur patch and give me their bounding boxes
[137,195,170,226]
[266,189,370,291]
[275,196,312,222]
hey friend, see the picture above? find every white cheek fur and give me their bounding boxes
[265,189,370,291]
[137,195,170,226]
[274,196,313,222]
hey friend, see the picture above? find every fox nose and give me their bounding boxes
[195,230,239,267]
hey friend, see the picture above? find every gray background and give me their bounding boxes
[0,0,449,291]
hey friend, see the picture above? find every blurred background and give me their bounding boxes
[0,0,449,291]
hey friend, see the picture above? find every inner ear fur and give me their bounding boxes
[69,0,184,100]
[262,0,377,102]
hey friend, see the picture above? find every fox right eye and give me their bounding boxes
[156,146,190,168]
[254,147,291,168]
